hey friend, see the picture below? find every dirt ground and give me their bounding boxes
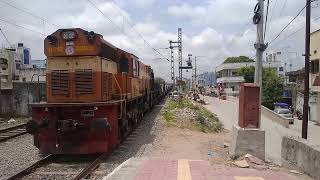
[150,125,231,165]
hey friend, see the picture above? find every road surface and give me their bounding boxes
[202,95,320,165]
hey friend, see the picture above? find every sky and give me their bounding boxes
[0,0,320,81]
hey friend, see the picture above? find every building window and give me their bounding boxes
[311,59,319,74]
[231,71,238,77]
[279,67,284,71]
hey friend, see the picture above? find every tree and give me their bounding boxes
[238,67,284,109]
[262,69,284,109]
[223,56,255,64]
[238,66,255,83]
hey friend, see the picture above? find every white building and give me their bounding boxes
[0,44,45,90]
[216,59,284,96]
[309,29,320,123]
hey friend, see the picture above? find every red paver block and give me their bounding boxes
[134,159,177,180]
[189,161,303,180]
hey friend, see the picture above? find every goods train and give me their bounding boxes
[26,28,170,154]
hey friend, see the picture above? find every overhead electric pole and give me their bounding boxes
[302,0,311,139]
[169,41,175,87]
[178,28,183,82]
[254,0,267,87]
[253,0,267,127]
[168,28,182,90]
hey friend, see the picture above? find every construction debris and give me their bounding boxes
[289,170,303,175]
[7,118,16,123]
[233,160,249,168]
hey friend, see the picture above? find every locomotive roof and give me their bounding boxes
[53,28,117,50]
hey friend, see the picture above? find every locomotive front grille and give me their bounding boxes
[51,70,69,95]
[75,69,93,94]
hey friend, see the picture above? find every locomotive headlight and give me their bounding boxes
[62,31,76,40]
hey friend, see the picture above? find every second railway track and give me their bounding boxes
[0,124,27,142]
[7,153,108,180]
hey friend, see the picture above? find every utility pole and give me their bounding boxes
[254,0,267,86]
[253,0,267,127]
[302,0,311,139]
[194,56,197,92]
[169,28,182,90]
[169,41,175,87]
[178,28,182,82]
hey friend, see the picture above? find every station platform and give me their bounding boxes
[103,158,303,180]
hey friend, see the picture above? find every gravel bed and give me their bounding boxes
[0,117,31,130]
[91,102,165,179]
[0,101,165,180]
[0,134,42,180]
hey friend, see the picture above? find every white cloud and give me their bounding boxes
[168,3,206,19]
[1,0,320,80]
[131,0,155,8]
[167,0,255,26]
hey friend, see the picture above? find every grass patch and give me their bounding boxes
[162,110,176,126]
[161,97,223,133]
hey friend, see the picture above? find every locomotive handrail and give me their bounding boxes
[112,73,125,119]
[28,74,46,112]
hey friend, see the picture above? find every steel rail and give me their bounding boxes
[0,124,27,142]
[72,153,108,180]
[7,154,56,180]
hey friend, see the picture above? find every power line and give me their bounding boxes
[0,17,46,36]
[236,19,252,36]
[87,0,169,62]
[278,0,288,18]
[0,28,11,46]
[269,0,278,24]
[0,0,60,28]
[269,15,320,48]
[268,4,308,45]
[264,0,270,40]
[110,0,170,62]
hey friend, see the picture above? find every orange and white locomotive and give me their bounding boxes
[26,28,168,154]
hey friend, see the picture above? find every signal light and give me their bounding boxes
[84,30,95,41]
[47,35,57,44]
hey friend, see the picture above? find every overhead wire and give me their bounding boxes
[0,28,11,46]
[87,0,170,62]
[269,0,279,24]
[278,0,288,18]
[268,3,309,46]
[0,17,46,36]
[264,0,270,40]
[0,0,60,28]
[269,15,320,48]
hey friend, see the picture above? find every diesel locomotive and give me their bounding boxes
[26,28,169,154]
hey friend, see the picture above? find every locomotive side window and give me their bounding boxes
[133,59,140,77]
[120,54,129,73]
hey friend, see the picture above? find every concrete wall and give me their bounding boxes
[19,68,46,82]
[0,82,46,116]
[282,136,320,179]
[261,106,290,128]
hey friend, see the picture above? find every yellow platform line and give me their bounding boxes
[234,177,265,180]
[177,159,192,180]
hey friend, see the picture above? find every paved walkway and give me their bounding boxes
[103,158,304,180]
[201,95,320,165]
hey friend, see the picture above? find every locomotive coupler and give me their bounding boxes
[57,119,84,132]
[26,118,49,135]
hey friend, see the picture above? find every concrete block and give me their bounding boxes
[282,136,320,179]
[229,125,265,160]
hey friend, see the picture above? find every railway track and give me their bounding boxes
[7,153,108,180]
[0,124,27,142]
